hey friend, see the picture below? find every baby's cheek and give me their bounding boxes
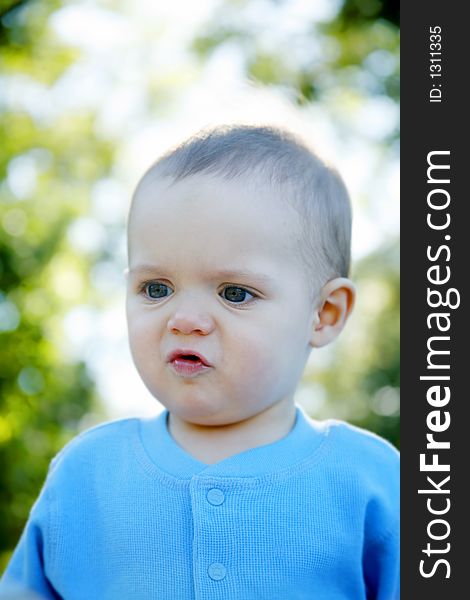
[128,308,155,336]
[128,317,158,363]
[232,336,279,381]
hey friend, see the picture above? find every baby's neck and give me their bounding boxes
[167,400,296,465]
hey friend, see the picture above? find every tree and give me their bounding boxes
[0,0,113,568]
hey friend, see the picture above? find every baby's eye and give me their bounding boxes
[143,282,173,300]
[221,286,255,304]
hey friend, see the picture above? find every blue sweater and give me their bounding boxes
[1,407,399,599]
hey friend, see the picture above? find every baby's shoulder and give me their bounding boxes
[313,418,399,494]
[324,418,399,466]
[48,417,140,483]
[325,421,400,540]
[309,420,399,528]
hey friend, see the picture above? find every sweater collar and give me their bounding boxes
[139,405,329,480]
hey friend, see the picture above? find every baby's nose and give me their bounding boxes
[167,307,215,336]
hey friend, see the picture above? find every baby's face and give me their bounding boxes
[126,174,318,426]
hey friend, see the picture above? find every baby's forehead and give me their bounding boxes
[131,170,299,223]
[128,172,306,267]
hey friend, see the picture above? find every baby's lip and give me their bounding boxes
[166,348,213,367]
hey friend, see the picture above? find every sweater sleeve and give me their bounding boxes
[0,477,60,599]
[363,523,400,599]
[360,435,400,600]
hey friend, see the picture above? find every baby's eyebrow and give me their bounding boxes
[128,264,165,277]
[210,268,274,285]
[128,264,273,285]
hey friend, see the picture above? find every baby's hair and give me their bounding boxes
[133,124,352,292]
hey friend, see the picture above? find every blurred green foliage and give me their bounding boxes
[1,0,399,571]
[0,0,113,570]
[192,0,399,136]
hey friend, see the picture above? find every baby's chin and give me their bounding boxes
[164,400,254,428]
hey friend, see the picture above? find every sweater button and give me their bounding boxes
[206,488,225,505]
[208,562,226,581]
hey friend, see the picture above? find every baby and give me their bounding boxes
[1,125,399,599]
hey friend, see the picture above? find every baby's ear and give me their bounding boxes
[310,278,356,348]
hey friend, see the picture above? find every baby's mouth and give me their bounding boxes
[167,350,213,377]
[167,349,212,367]
[177,355,202,363]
